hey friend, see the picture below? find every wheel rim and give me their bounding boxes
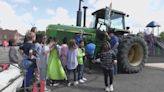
[128,43,144,66]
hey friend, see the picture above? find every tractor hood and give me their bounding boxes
[47,24,95,35]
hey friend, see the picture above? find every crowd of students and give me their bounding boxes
[8,27,119,92]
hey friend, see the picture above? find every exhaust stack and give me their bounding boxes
[76,0,83,26]
[83,6,88,27]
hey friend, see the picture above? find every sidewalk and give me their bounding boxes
[145,63,164,70]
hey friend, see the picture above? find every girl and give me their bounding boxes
[47,37,67,86]
[60,37,68,68]
[67,39,78,86]
[77,40,87,83]
[39,35,50,91]
[98,41,117,92]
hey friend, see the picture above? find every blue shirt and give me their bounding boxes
[110,35,119,49]
[74,35,83,46]
[20,41,35,56]
[40,45,49,68]
[34,43,42,61]
[85,43,96,55]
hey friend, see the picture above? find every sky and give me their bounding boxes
[0,0,164,35]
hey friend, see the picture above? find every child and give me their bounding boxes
[20,32,36,88]
[9,39,19,64]
[39,35,50,91]
[60,37,68,68]
[67,39,78,86]
[85,40,96,73]
[34,34,43,80]
[77,40,87,83]
[98,41,117,92]
[47,37,67,86]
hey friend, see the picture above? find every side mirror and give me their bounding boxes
[126,27,130,30]
[126,14,129,17]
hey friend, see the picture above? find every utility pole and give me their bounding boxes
[76,0,83,26]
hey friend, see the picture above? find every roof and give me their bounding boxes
[92,8,126,16]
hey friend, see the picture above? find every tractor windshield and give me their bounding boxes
[110,13,124,29]
[91,8,125,30]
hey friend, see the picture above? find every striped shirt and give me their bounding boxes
[99,50,116,70]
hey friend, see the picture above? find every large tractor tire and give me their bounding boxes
[117,35,148,73]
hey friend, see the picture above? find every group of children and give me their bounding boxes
[8,27,118,92]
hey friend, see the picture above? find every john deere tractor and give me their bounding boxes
[46,7,148,73]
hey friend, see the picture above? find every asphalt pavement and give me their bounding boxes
[48,67,164,92]
[0,47,164,92]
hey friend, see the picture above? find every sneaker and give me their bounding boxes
[44,87,50,92]
[45,87,48,90]
[53,83,59,86]
[105,87,110,92]
[67,82,72,86]
[79,79,85,83]
[109,84,114,92]
[82,77,87,81]
[73,81,79,86]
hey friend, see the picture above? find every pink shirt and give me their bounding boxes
[60,44,68,66]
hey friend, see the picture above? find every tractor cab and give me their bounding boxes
[91,7,129,34]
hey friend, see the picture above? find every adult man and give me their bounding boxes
[85,40,96,73]
[105,32,119,75]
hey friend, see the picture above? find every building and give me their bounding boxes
[0,28,24,45]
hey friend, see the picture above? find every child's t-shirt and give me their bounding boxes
[34,43,42,61]
[99,50,116,70]
[39,45,50,68]
[20,41,35,57]
[77,48,84,65]
[60,44,68,66]
[67,48,78,70]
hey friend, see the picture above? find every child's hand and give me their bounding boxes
[104,31,108,36]
[92,60,96,63]
[29,49,34,59]
[95,58,101,63]
[29,55,35,59]
[114,60,117,64]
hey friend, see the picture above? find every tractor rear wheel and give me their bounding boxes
[118,36,148,73]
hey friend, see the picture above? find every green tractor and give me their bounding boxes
[46,7,148,73]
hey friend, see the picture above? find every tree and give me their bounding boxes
[37,31,46,35]
[160,31,164,41]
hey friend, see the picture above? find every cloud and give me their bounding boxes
[88,0,96,5]
[87,0,164,35]
[47,0,55,2]
[0,1,33,35]
[46,8,55,15]
[37,7,75,31]
[12,0,30,4]
[32,6,38,12]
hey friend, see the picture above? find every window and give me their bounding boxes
[110,13,124,29]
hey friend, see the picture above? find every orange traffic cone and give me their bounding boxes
[40,80,45,92]
[32,83,38,92]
